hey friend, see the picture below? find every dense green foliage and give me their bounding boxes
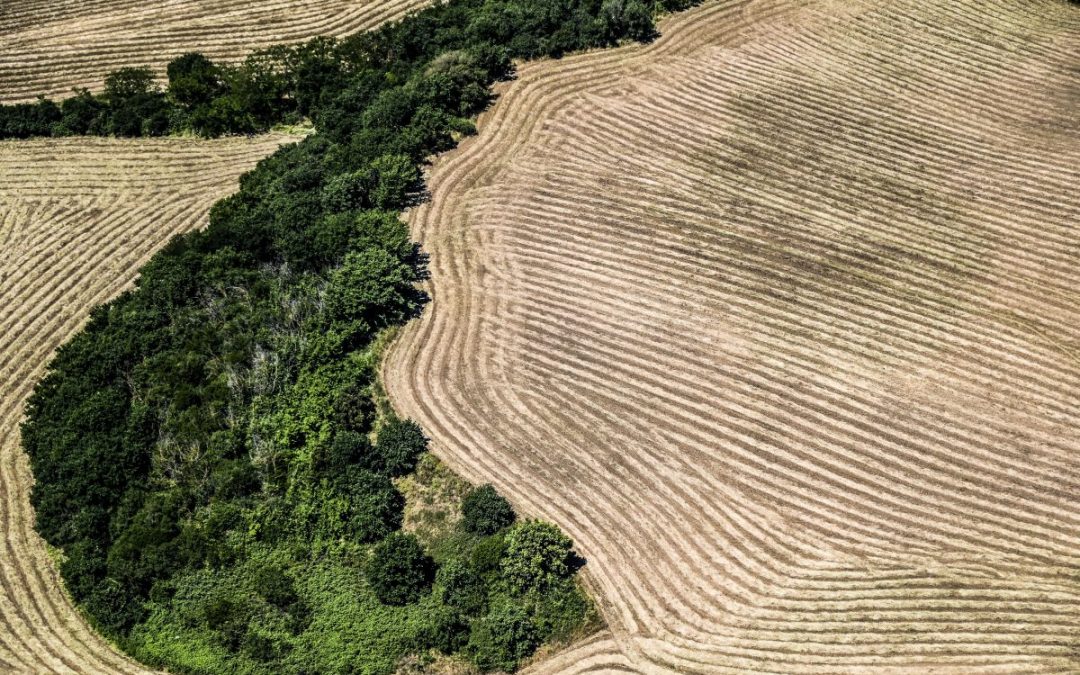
[462,484,516,535]
[467,603,540,672]
[501,522,578,595]
[366,533,435,605]
[21,0,696,671]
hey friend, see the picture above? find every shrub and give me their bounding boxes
[417,604,470,654]
[58,91,105,135]
[210,459,260,499]
[501,521,574,595]
[313,430,372,474]
[333,468,405,543]
[466,603,539,672]
[104,67,157,103]
[532,579,592,641]
[461,484,516,535]
[321,169,370,213]
[436,558,487,616]
[366,533,435,605]
[367,154,420,209]
[202,594,251,651]
[470,533,508,577]
[0,98,61,138]
[372,418,427,477]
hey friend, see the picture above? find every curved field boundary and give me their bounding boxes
[0,134,291,674]
[0,0,430,103]
[385,0,1080,672]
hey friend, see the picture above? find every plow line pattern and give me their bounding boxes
[384,0,1080,672]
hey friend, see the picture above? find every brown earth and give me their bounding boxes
[0,134,291,673]
[383,0,1080,672]
[0,0,430,103]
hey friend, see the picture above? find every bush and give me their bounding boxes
[0,98,61,138]
[57,90,106,135]
[470,533,508,577]
[501,521,574,595]
[436,558,487,616]
[202,594,252,651]
[372,417,427,477]
[367,153,420,209]
[104,67,157,103]
[321,169,370,213]
[417,604,470,654]
[532,579,592,641]
[253,563,302,615]
[467,603,539,672]
[461,484,516,535]
[332,468,405,543]
[366,533,435,605]
[313,430,373,474]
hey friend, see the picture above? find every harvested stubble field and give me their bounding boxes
[0,134,290,674]
[385,0,1080,673]
[0,0,430,103]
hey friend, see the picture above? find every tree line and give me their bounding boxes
[20,0,698,672]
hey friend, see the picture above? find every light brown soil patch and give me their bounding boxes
[384,1,1080,672]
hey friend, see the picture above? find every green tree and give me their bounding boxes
[108,105,144,137]
[321,169,370,213]
[365,533,434,605]
[599,0,655,42]
[190,93,258,136]
[325,248,418,327]
[471,533,508,577]
[367,154,420,209]
[333,468,405,543]
[313,430,372,474]
[57,89,106,135]
[167,53,224,108]
[104,67,157,104]
[418,605,470,654]
[372,417,427,477]
[201,593,252,651]
[461,484,516,535]
[0,98,61,138]
[501,521,574,595]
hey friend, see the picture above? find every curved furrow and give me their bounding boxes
[385,0,1080,671]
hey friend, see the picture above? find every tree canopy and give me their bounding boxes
[462,484,517,535]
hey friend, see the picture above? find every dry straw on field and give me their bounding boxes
[0,135,290,673]
[384,0,1080,672]
[0,0,431,103]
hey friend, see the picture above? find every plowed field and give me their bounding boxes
[385,0,1080,672]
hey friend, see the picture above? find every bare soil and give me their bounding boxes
[383,1,1080,672]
